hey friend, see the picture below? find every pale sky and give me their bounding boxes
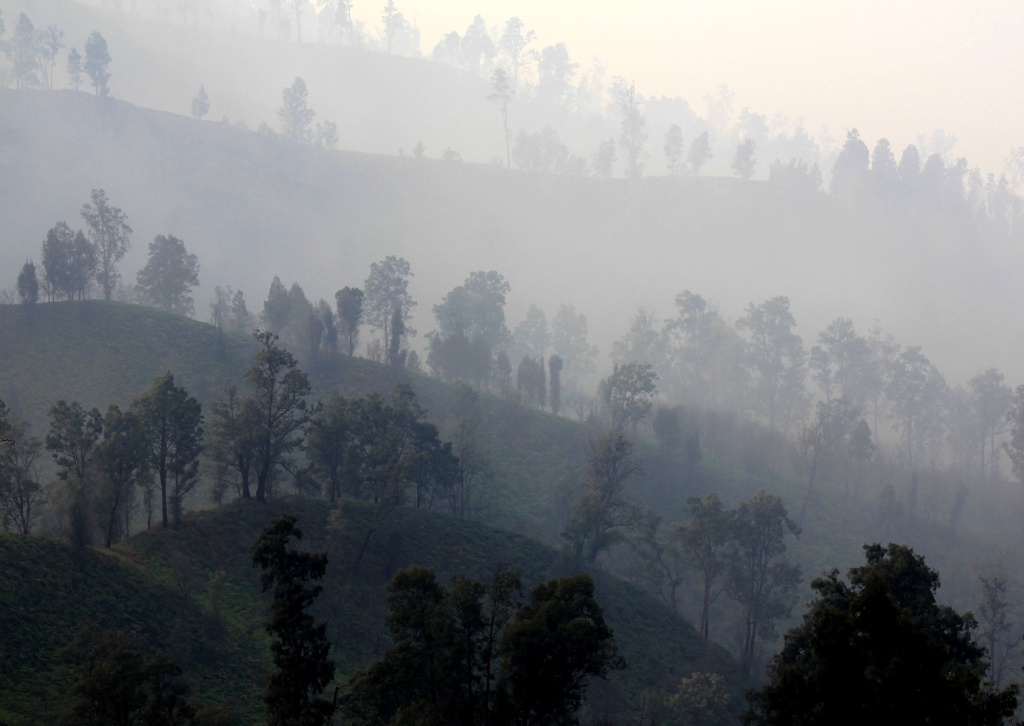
[353,0,1023,173]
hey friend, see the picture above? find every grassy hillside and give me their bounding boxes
[0,496,746,725]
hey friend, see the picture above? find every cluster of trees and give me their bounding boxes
[0,12,112,95]
[745,543,1019,724]
[20,371,203,549]
[23,189,201,313]
[831,129,1023,239]
[345,564,624,724]
[608,293,1021,486]
[250,513,626,726]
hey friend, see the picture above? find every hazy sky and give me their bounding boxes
[353,0,1022,173]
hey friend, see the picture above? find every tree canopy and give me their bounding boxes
[744,543,1018,725]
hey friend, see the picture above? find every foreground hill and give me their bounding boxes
[0,496,746,725]
[2,90,1021,386]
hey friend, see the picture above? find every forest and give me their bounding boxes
[2,0,1024,724]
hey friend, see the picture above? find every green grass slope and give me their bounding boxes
[0,497,746,725]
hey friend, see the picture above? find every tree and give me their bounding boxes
[738,296,808,433]
[563,431,643,567]
[744,543,1019,724]
[262,276,291,335]
[66,47,82,91]
[1004,384,1024,489]
[17,260,38,305]
[488,68,514,169]
[37,25,63,90]
[600,361,658,431]
[969,368,1012,482]
[252,515,335,726]
[247,332,314,502]
[278,76,315,143]
[728,491,801,675]
[618,81,647,179]
[429,270,510,386]
[81,188,132,301]
[591,137,616,179]
[363,255,415,357]
[59,626,196,726]
[131,373,203,528]
[664,124,684,176]
[10,13,40,89]
[677,493,731,639]
[94,405,148,547]
[886,346,946,469]
[334,286,363,356]
[346,565,522,724]
[498,17,534,90]
[548,354,563,416]
[191,84,209,119]
[830,128,870,196]
[46,400,103,547]
[83,31,110,96]
[499,573,626,724]
[535,43,577,108]
[41,222,94,301]
[732,138,756,179]
[208,385,257,501]
[688,131,713,176]
[135,235,200,316]
[551,304,598,393]
[0,400,46,535]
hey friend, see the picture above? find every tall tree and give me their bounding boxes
[968,368,1012,482]
[563,431,642,567]
[66,47,82,91]
[191,83,209,119]
[94,405,148,547]
[16,261,38,305]
[208,385,257,500]
[688,131,713,176]
[429,270,510,386]
[738,296,808,433]
[46,400,103,547]
[131,373,203,528]
[498,17,534,90]
[0,400,46,535]
[728,491,801,675]
[80,188,132,301]
[363,255,416,358]
[135,234,200,316]
[488,68,514,169]
[83,31,110,96]
[551,304,598,393]
[246,331,314,502]
[618,82,647,179]
[676,493,731,639]
[252,515,335,726]
[664,124,684,176]
[334,286,363,356]
[886,346,945,470]
[732,138,756,179]
[278,76,316,143]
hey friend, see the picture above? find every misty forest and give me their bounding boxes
[1,0,1024,723]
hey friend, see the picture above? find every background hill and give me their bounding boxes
[2,89,1021,388]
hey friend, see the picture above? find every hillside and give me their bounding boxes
[2,300,1018,661]
[2,89,1022,387]
[0,496,746,725]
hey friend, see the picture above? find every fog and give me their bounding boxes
[2,0,1023,392]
